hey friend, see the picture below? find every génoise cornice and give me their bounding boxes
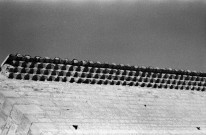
[1,53,206,92]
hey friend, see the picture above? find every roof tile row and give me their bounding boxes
[5,72,206,91]
[1,54,206,91]
[5,54,206,77]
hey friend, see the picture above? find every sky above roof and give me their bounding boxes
[0,0,206,72]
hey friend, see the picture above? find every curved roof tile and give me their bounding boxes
[1,54,206,92]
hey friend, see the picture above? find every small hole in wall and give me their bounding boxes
[34,88,39,91]
[196,127,200,130]
[73,125,78,130]
[144,105,147,107]
[191,91,195,94]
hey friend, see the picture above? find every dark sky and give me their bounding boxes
[1,1,206,72]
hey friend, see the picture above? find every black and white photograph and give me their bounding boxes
[0,0,206,134]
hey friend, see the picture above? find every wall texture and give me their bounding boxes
[0,74,206,135]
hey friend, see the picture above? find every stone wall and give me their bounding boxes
[0,75,206,135]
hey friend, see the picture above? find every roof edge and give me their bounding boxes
[2,53,206,77]
[1,54,10,68]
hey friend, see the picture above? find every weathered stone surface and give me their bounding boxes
[0,73,206,134]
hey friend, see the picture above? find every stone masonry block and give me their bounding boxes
[28,123,59,135]
[0,91,20,98]
[0,112,7,128]
[10,105,45,125]
[1,98,14,118]
[0,117,18,135]
[0,91,20,113]
[4,105,46,135]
